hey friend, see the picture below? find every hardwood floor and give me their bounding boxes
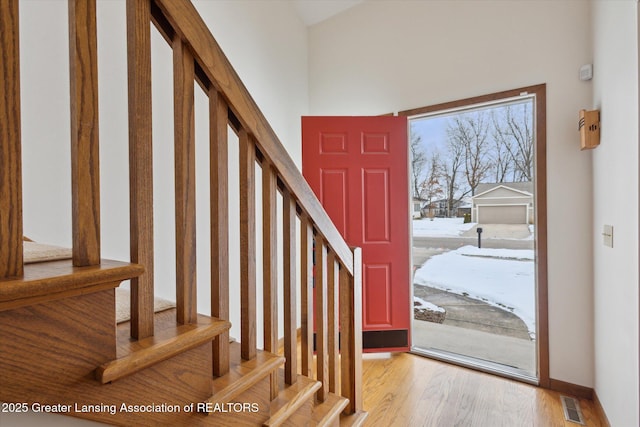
[361,352,604,427]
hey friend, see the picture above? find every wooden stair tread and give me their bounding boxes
[205,342,285,405]
[339,410,368,427]
[115,308,201,354]
[96,309,230,384]
[312,392,349,427]
[0,259,144,310]
[263,374,321,426]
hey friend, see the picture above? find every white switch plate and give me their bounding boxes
[603,224,613,248]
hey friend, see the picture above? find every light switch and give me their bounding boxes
[603,225,613,248]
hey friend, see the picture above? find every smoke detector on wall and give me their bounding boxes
[579,64,593,81]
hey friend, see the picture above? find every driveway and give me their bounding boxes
[460,223,531,239]
[411,222,533,340]
[413,223,534,251]
[413,284,531,340]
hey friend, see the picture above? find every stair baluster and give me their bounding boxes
[239,127,258,361]
[341,247,363,414]
[69,0,101,268]
[315,238,329,402]
[127,0,155,340]
[0,0,23,279]
[262,162,279,399]
[210,89,231,376]
[172,36,198,325]
[328,252,340,394]
[283,188,298,386]
[300,217,315,378]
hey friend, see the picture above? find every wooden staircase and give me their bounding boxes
[0,0,366,425]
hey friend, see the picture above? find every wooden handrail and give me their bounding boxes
[97,0,363,416]
[152,0,353,275]
[144,0,363,411]
[1,0,365,419]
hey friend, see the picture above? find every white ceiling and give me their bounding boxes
[293,0,364,26]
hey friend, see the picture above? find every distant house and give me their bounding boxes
[471,182,534,224]
[457,197,472,217]
[422,198,467,218]
[412,197,425,218]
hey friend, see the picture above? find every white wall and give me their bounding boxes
[591,1,639,426]
[308,0,595,387]
[192,0,308,166]
[18,0,308,342]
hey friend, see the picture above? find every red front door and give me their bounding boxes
[302,116,410,352]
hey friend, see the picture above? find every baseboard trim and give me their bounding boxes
[548,378,593,400]
[593,390,611,427]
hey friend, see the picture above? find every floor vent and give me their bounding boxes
[560,395,585,425]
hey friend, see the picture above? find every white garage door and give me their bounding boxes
[477,205,526,224]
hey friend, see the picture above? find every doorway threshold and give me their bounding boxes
[411,346,539,385]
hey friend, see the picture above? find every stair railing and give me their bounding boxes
[130,0,363,414]
[0,0,362,416]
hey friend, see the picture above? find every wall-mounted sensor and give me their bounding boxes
[579,64,593,81]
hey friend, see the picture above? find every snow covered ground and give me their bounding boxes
[412,217,475,237]
[413,218,534,240]
[413,296,445,313]
[414,245,536,337]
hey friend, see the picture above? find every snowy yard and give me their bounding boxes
[413,217,534,239]
[414,246,536,337]
[412,217,476,237]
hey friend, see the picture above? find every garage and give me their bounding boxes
[477,205,527,224]
[471,183,534,224]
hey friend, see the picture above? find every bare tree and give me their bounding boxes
[410,99,534,219]
[421,151,444,216]
[409,128,427,199]
[442,133,467,217]
[446,112,493,195]
[492,103,534,181]
[490,128,512,183]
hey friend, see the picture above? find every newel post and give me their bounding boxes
[340,247,363,414]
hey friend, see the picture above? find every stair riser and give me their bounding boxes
[319,418,340,427]
[1,290,116,398]
[200,375,272,426]
[72,345,213,426]
[281,398,314,427]
[0,290,215,426]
